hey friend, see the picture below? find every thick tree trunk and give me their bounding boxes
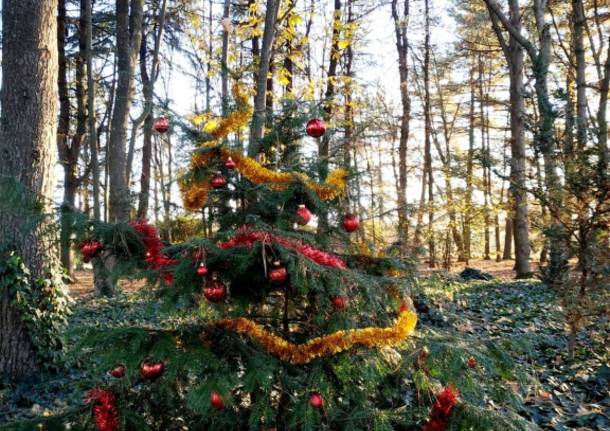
[0,0,59,378]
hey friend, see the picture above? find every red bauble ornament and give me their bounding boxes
[210,391,224,410]
[296,204,312,225]
[154,117,170,133]
[140,361,164,380]
[467,357,477,369]
[342,214,359,233]
[203,277,227,302]
[211,172,227,189]
[306,118,326,138]
[268,261,288,284]
[225,157,236,170]
[109,365,125,378]
[79,240,103,263]
[309,392,324,409]
[85,389,119,431]
[196,263,209,277]
[331,296,348,310]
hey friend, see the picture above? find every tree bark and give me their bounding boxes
[85,0,101,221]
[487,0,531,276]
[107,0,144,223]
[248,0,281,155]
[137,0,168,219]
[0,0,59,378]
[391,0,411,256]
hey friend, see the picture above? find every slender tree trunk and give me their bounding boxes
[488,0,531,276]
[391,0,411,255]
[464,65,475,262]
[98,0,144,296]
[479,54,491,261]
[107,0,144,223]
[503,217,513,260]
[423,0,435,267]
[137,0,167,219]
[0,0,59,378]
[85,0,101,221]
[248,0,280,155]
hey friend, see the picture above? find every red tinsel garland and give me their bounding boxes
[219,228,347,269]
[129,220,177,284]
[85,389,119,431]
[423,386,459,431]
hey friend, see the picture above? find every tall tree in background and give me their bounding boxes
[249,0,281,156]
[107,0,144,223]
[484,0,566,283]
[0,0,59,377]
[423,0,435,267]
[97,0,144,296]
[391,0,411,255]
[137,0,168,219]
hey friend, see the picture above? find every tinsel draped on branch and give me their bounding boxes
[179,84,348,210]
[219,227,347,268]
[213,309,417,365]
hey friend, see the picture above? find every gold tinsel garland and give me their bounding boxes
[180,84,348,210]
[183,147,348,211]
[213,310,417,365]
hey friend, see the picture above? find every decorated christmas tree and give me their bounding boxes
[75,86,425,431]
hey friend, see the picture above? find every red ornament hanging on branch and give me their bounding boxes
[211,171,227,189]
[268,261,288,284]
[309,392,324,409]
[196,262,209,277]
[210,391,225,410]
[79,240,103,263]
[342,214,359,233]
[331,296,348,310]
[296,204,312,225]
[306,118,326,138]
[140,360,165,381]
[203,276,227,302]
[225,157,236,170]
[423,386,459,431]
[109,365,125,378]
[154,117,170,133]
[85,389,119,431]
[467,357,477,369]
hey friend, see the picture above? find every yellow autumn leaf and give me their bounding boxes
[338,40,350,49]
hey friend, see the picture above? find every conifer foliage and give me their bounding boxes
[75,103,424,430]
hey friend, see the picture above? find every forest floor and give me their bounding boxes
[0,264,608,430]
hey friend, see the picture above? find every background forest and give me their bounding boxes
[0,0,609,430]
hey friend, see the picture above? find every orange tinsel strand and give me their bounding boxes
[214,310,417,365]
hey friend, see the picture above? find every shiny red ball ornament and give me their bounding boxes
[225,157,236,170]
[306,118,326,138]
[109,365,125,378]
[211,171,227,189]
[268,261,288,284]
[196,263,209,277]
[154,117,170,133]
[210,391,224,410]
[296,204,312,225]
[331,296,348,310]
[342,214,360,233]
[140,360,165,380]
[79,240,103,263]
[467,357,477,369]
[203,277,227,302]
[309,392,324,409]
